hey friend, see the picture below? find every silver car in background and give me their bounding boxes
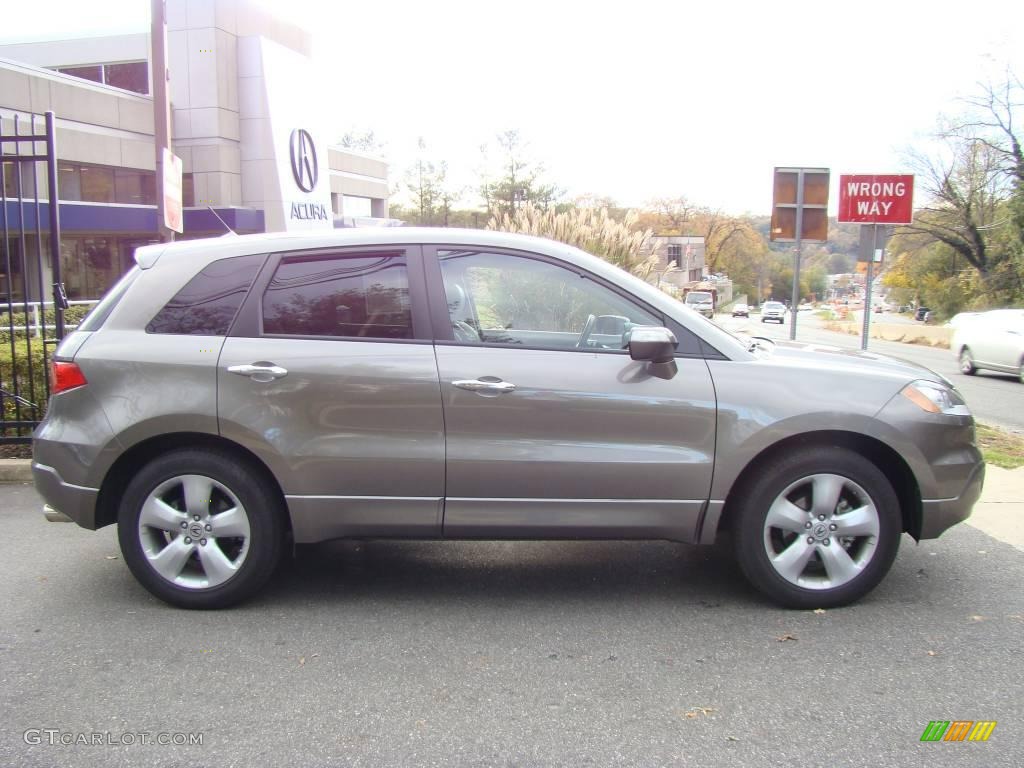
[761,301,787,324]
[33,229,984,609]
[953,309,1024,383]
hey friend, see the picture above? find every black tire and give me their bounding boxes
[733,447,901,609]
[959,347,977,376]
[118,448,285,609]
[1018,356,1023,385]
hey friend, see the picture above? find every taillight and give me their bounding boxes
[51,361,87,394]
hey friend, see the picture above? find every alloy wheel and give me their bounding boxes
[762,473,880,590]
[137,474,251,589]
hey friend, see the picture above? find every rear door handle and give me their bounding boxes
[227,362,288,381]
[453,378,516,394]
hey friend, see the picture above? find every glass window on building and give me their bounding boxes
[57,64,103,84]
[2,160,38,199]
[114,168,156,205]
[0,238,27,304]
[60,237,119,300]
[667,243,682,267]
[56,61,149,95]
[342,195,372,218]
[104,62,148,94]
[79,165,115,203]
[56,163,155,205]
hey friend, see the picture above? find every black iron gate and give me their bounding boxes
[1,110,66,444]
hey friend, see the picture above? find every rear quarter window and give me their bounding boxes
[77,267,140,331]
[147,254,266,335]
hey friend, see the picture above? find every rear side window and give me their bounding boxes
[261,252,412,339]
[147,254,265,335]
[78,267,139,331]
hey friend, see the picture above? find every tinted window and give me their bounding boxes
[439,250,660,351]
[262,252,412,339]
[147,255,265,335]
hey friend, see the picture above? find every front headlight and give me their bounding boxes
[900,380,971,416]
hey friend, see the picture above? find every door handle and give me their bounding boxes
[453,378,516,394]
[227,363,288,381]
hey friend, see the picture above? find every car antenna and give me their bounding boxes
[207,205,237,236]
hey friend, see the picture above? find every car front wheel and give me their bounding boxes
[733,447,901,608]
[118,448,285,609]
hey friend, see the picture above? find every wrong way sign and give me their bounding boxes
[838,174,914,224]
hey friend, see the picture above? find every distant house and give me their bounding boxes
[647,235,706,287]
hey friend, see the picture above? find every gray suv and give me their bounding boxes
[33,229,984,609]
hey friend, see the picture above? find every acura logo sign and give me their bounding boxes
[289,128,318,193]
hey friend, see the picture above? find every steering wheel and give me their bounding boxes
[575,314,597,349]
[452,319,481,343]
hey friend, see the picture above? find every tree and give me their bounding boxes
[637,196,695,234]
[480,130,560,217]
[890,74,1024,313]
[901,137,1006,278]
[402,138,458,226]
[337,129,383,154]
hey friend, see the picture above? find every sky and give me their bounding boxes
[3,0,1022,215]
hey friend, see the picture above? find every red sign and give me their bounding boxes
[838,174,914,224]
[163,148,183,234]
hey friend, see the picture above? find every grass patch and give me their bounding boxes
[977,423,1024,469]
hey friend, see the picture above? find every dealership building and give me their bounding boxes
[0,0,389,301]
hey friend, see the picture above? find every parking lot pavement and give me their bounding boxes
[2,481,1022,767]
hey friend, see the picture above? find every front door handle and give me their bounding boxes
[453,378,516,394]
[227,362,288,381]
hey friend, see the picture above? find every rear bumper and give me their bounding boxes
[919,460,985,539]
[32,462,99,529]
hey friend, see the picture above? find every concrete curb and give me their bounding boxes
[0,459,33,483]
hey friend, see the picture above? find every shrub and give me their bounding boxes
[0,339,49,436]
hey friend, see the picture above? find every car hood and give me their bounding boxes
[762,339,950,387]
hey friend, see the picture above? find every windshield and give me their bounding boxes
[686,292,712,303]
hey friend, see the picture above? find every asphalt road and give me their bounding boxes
[2,482,1021,767]
[719,311,1024,431]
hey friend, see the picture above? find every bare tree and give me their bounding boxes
[955,74,1024,189]
[902,136,1008,276]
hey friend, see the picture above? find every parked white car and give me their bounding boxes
[952,309,1024,383]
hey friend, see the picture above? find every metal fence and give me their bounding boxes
[1,110,66,444]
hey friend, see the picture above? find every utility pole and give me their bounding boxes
[151,0,174,242]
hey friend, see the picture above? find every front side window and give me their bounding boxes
[438,250,660,351]
[147,254,265,335]
[262,252,412,339]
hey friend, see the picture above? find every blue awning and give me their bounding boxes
[1,200,265,235]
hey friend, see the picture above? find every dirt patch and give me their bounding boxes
[0,444,32,459]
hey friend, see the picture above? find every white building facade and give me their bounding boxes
[0,0,389,300]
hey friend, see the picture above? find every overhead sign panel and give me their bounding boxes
[838,174,914,224]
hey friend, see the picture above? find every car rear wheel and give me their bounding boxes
[118,448,284,609]
[959,348,977,375]
[733,447,901,608]
[1018,356,1024,385]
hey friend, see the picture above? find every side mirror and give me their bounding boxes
[627,326,678,363]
